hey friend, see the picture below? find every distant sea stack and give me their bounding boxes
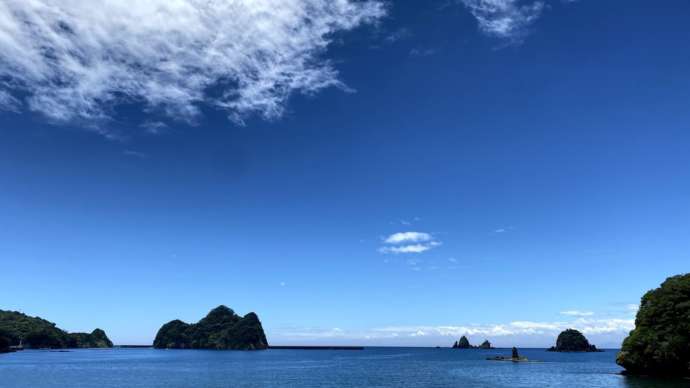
[548,329,599,352]
[478,340,493,349]
[153,305,268,350]
[617,273,690,377]
[452,336,473,349]
[0,310,113,349]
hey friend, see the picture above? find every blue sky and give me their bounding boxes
[1,0,689,347]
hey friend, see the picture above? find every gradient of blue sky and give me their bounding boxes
[1,0,690,347]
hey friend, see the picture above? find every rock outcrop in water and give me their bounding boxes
[153,305,268,350]
[453,336,494,349]
[617,273,690,377]
[0,310,113,349]
[547,329,599,352]
[452,335,473,349]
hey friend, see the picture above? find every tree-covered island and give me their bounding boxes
[617,273,690,377]
[0,310,113,349]
[548,329,600,352]
[153,305,268,350]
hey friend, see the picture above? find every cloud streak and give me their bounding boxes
[0,0,384,129]
[379,231,441,254]
[384,232,433,244]
[560,310,595,317]
[460,0,545,43]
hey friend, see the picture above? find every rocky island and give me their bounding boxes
[452,336,493,349]
[487,347,530,362]
[617,273,690,377]
[547,329,600,352]
[0,310,113,349]
[452,335,473,349]
[153,305,268,350]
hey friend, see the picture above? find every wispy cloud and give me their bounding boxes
[384,232,433,244]
[560,310,594,317]
[384,27,412,43]
[460,0,545,43]
[123,150,148,159]
[0,89,20,112]
[379,231,441,254]
[409,48,437,57]
[0,0,385,131]
[140,121,168,135]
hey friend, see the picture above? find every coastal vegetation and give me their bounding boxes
[0,330,10,353]
[153,305,268,350]
[0,310,113,349]
[548,329,599,352]
[617,273,690,377]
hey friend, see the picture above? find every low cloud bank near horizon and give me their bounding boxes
[269,317,635,348]
[0,0,384,129]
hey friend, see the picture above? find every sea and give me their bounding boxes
[0,347,687,387]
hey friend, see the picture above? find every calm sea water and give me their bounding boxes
[0,348,687,387]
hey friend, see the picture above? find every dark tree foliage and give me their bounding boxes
[153,305,268,350]
[547,329,599,352]
[0,310,113,349]
[67,329,114,348]
[617,273,690,377]
[0,330,10,353]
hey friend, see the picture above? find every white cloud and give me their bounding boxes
[560,310,594,317]
[379,231,441,254]
[0,0,384,129]
[378,241,441,255]
[271,317,635,347]
[460,0,544,43]
[377,318,634,338]
[0,89,20,112]
[626,304,639,313]
[384,232,433,244]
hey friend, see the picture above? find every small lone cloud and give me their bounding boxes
[409,48,437,57]
[384,232,432,244]
[123,150,148,159]
[384,27,412,43]
[379,231,441,254]
[459,0,545,44]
